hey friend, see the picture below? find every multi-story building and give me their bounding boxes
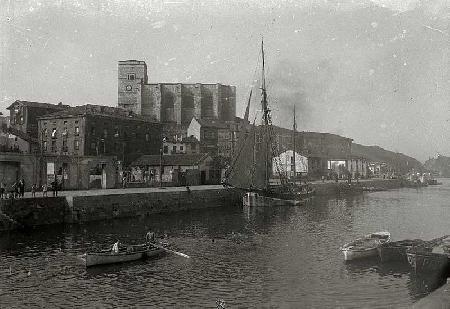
[37,104,161,164]
[187,118,237,159]
[5,100,70,153]
[118,60,236,127]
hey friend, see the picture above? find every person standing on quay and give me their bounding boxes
[42,183,48,197]
[20,178,25,198]
[0,182,5,199]
[31,184,36,198]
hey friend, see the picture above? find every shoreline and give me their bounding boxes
[0,178,406,231]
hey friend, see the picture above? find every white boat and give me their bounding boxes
[243,192,303,207]
[341,231,391,261]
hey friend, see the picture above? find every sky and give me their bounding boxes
[1,0,449,162]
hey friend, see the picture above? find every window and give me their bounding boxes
[163,145,168,154]
[62,139,68,152]
[74,140,79,150]
[62,127,68,136]
[43,141,47,151]
[172,146,176,153]
[90,127,95,136]
[114,127,119,138]
[75,120,79,124]
[75,127,79,136]
[51,140,56,152]
[51,128,57,138]
[103,129,108,138]
[43,128,48,137]
[180,146,184,151]
[127,73,135,80]
[145,133,149,142]
[91,142,96,150]
[63,121,67,125]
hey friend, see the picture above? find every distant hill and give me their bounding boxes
[424,155,450,177]
[352,143,422,174]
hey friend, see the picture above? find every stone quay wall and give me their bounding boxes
[0,187,242,230]
[311,179,404,196]
[68,188,242,224]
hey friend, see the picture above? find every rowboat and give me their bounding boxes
[341,231,391,261]
[243,192,304,207]
[377,239,425,263]
[406,235,450,275]
[82,243,166,267]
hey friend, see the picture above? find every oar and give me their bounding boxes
[149,242,190,259]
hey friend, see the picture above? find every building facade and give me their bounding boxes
[37,104,162,164]
[118,60,236,125]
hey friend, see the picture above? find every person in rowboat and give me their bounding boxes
[146,231,156,243]
[111,240,120,254]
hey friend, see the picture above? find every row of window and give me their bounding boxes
[43,140,80,152]
[43,127,80,138]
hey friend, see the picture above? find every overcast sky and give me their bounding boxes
[1,0,449,161]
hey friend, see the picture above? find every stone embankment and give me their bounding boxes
[0,179,406,231]
[412,281,450,309]
[0,186,242,231]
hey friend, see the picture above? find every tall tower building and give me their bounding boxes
[118,60,148,114]
[117,60,236,129]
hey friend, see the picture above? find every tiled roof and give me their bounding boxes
[7,100,69,110]
[37,104,157,123]
[132,153,210,166]
[196,118,231,129]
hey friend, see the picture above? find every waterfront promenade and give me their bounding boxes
[12,177,399,200]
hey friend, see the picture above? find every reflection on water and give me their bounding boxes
[1,181,450,307]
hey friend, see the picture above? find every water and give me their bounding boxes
[1,181,450,308]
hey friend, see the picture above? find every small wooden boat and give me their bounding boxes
[341,231,391,261]
[243,192,304,207]
[82,243,166,267]
[406,235,450,275]
[377,239,425,263]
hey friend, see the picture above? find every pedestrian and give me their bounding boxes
[0,182,5,199]
[42,183,48,197]
[31,184,36,198]
[11,182,17,199]
[122,175,127,189]
[52,180,58,197]
[20,178,25,198]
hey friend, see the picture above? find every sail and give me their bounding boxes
[227,124,269,191]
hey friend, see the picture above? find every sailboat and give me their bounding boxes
[225,40,314,207]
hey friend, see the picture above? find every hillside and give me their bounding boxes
[424,155,450,177]
[352,143,422,174]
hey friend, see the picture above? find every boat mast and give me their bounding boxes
[293,104,296,181]
[261,39,270,189]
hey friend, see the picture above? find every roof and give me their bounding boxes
[182,136,200,144]
[195,118,231,129]
[7,100,69,110]
[271,125,353,141]
[37,104,158,123]
[132,153,210,166]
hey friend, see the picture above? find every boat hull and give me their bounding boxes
[243,192,303,207]
[84,246,165,267]
[406,251,449,275]
[377,239,425,263]
[343,247,378,261]
[341,231,391,261]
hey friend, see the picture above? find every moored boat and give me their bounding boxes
[341,231,391,261]
[377,239,425,263]
[406,235,450,275]
[83,243,166,267]
[243,191,303,207]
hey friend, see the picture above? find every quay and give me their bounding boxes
[0,178,405,231]
[412,282,450,309]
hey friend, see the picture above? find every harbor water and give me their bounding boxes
[1,180,449,307]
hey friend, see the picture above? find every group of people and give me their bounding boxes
[0,179,25,199]
[0,180,60,199]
